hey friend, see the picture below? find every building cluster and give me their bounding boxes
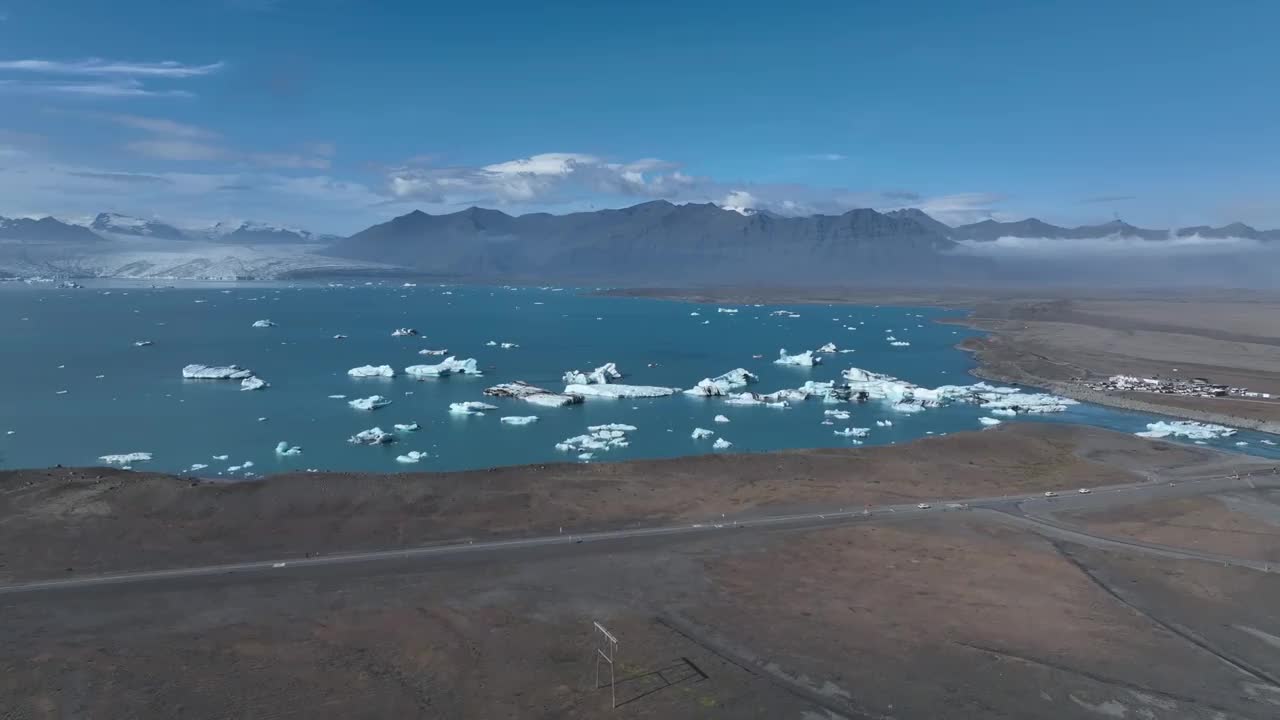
[1086,374,1272,400]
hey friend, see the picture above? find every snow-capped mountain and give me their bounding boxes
[210,221,323,244]
[90,213,186,240]
[0,216,106,243]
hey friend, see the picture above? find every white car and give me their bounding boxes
[917,503,931,509]
[1044,491,1058,498]
[1077,488,1092,494]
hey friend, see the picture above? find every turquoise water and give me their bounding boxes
[2,281,1277,476]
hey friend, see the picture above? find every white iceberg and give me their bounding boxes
[712,437,733,449]
[1135,421,1236,440]
[562,362,623,385]
[419,348,449,356]
[556,424,636,453]
[349,427,395,445]
[717,307,738,314]
[875,420,893,427]
[212,454,229,461]
[188,463,208,472]
[275,441,302,456]
[333,334,348,340]
[713,414,730,423]
[816,342,838,353]
[393,422,419,432]
[500,416,539,425]
[979,417,1002,427]
[133,340,153,347]
[99,452,152,464]
[449,401,498,415]
[834,427,870,438]
[240,376,268,391]
[405,356,481,377]
[328,394,347,399]
[251,319,276,328]
[974,391,1077,414]
[348,364,396,378]
[691,427,714,439]
[774,348,820,367]
[500,342,519,349]
[183,364,254,380]
[889,341,911,347]
[684,368,758,397]
[391,328,419,337]
[485,381,582,407]
[564,383,678,399]
[578,453,595,460]
[396,451,428,463]
[349,395,391,411]
[589,423,638,432]
[824,410,851,420]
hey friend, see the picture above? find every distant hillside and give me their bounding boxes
[324,201,985,284]
[90,213,186,240]
[0,216,105,244]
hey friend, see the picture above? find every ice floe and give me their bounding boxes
[833,427,870,438]
[240,376,268,391]
[99,452,152,464]
[419,348,449,355]
[714,414,730,423]
[133,340,153,347]
[393,422,419,432]
[1135,421,1237,440]
[774,348,820,367]
[183,364,254,380]
[565,383,678,399]
[889,341,911,347]
[275,441,302,456]
[556,423,637,453]
[405,356,481,377]
[348,364,396,378]
[712,437,733,449]
[717,308,738,314]
[396,451,428,463]
[824,410,851,420]
[251,319,276,328]
[500,416,539,425]
[188,463,208,472]
[484,381,583,407]
[685,368,758,397]
[449,401,498,415]
[816,342,838,353]
[349,395,391,411]
[876,420,893,427]
[562,362,623,385]
[979,417,1002,426]
[578,452,595,460]
[391,328,419,337]
[692,427,714,439]
[349,427,395,445]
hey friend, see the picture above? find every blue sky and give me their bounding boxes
[0,0,1277,233]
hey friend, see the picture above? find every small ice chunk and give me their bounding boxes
[348,364,396,378]
[349,427,395,444]
[449,401,498,415]
[240,376,268,391]
[183,364,254,380]
[212,454,229,461]
[393,422,420,432]
[133,340,153,347]
[188,463,208,471]
[834,427,870,438]
[774,348,820,367]
[349,395,391,411]
[816,342,837,353]
[275,441,302,456]
[328,394,347,399]
[396,451,428,463]
[333,334,348,340]
[875,420,893,427]
[99,452,152,464]
[251,319,276,328]
[500,342,519,349]
[578,452,595,460]
[979,417,1002,426]
[824,410,851,420]
[691,427,714,439]
[889,341,911,347]
[713,414,730,423]
[712,438,733,450]
[391,328,419,337]
[500,416,539,425]
[419,348,449,356]
[717,307,738,314]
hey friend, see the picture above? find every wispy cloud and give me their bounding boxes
[106,113,216,139]
[955,234,1267,258]
[0,78,193,98]
[1079,194,1136,204]
[802,153,847,161]
[127,139,225,161]
[0,59,224,77]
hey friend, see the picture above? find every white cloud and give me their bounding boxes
[107,113,216,139]
[803,153,847,161]
[901,192,1005,226]
[0,59,224,77]
[720,190,757,214]
[0,78,194,98]
[955,233,1267,258]
[127,139,225,161]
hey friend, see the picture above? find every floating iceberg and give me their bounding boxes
[691,427,714,439]
[500,342,519,349]
[328,394,347,399]
[562,362,623,385]
[889,341,911,347]
[816,342,838,353]
[188,463,208,472]
[396,451,428,463]
[834,427,870,438]
[449,401,498,415]
[348,364,395,378]
[974,391,1077,414]
[589,423,638,432]
[712,438,733,449]
[251,319,276,328]
[275,441,302,456]
[419,348,449,356]
[484,381,583,407]
[349,395,391,411]
[212,454,229,461]
[876,420,893,427]
[979,417,1002,427]
[349,427,395,445]
[391,328,419,337]
[824,410,851,420]
[564,383,677,399]
[405,356,481,377]
[393,422,419,432]
[99,452,152,464]
[775,348,820,367]
[713,414,730,423]
[183,364,254,380]
[133,340,153,347]
[717,307,738,314]
[684,368,758,397]
[556,424,636,453]
[500,416,539,425]
[333,334,348,340]
[240,376,268,391]
[1135,421,1237,440]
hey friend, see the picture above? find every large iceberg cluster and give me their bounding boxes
[556,423,637,455]
[838,367,1077,416]
[405,356,481,377]
[685,368,758,397]
[1135,421,1237,440]
[485,381,583,407]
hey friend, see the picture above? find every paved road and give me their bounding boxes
[1,469,1275,598]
